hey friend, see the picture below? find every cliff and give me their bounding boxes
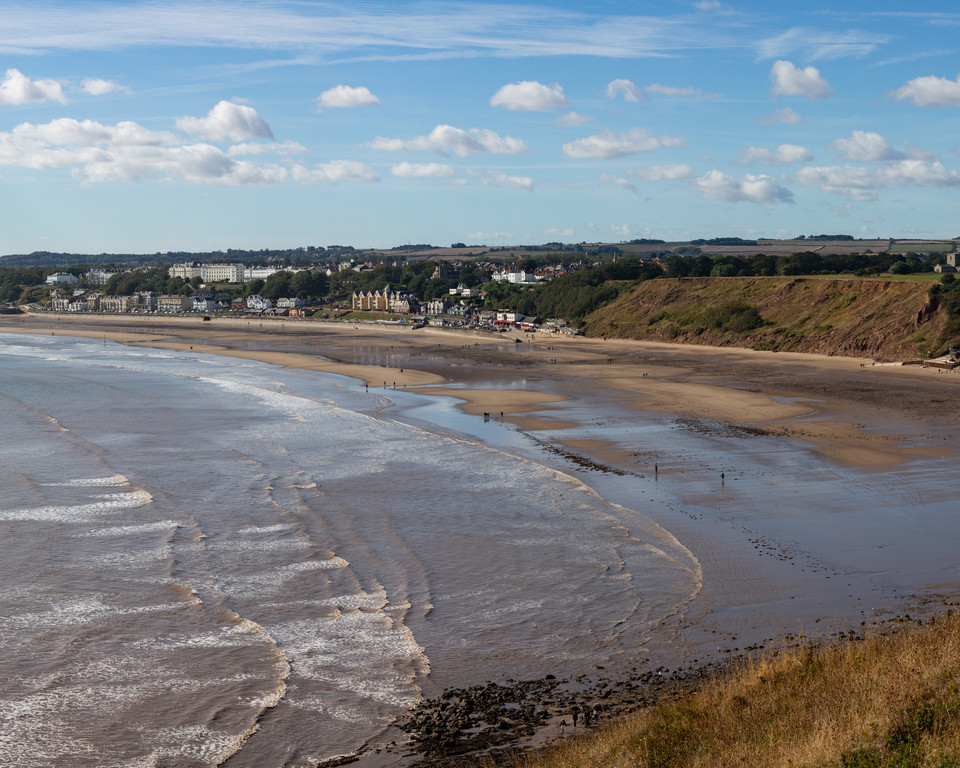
[583,276,948,361]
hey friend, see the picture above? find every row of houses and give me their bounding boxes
[49,289,306,314]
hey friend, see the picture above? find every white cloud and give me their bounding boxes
[317,84,380,109]
[544,227,575,238]
[563,128,684,159]
[696,169,794,203]
[369,124,528,156]
[176,100,274,142]
[471,170,534,191]
[556,111,591,126]
[830,131,903,162]
[391,161,455,178]
[694,1,732,12]
[605,79,645,102]
[308,160,379,183]
[770,60,833,99]
[739,143,812,165]
[0,115,372,187]
[610,224,638,238]
[467,231,513,242]
[758,28,887,61]
[795,160,960,200]
[82,78,123,96]
[646,84,719,99]
[0,68,65,106]
[490,80,568,111]
[757,107,803,125]
[227,140,307,156]
[599,173,638,193]
[627,163,694,180]
[889,73,960,107]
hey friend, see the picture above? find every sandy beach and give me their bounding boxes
[4,312,957,470]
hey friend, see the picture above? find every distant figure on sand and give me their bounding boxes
[572,708,579,728]
[721,472,725,482]
[559,718,566,736]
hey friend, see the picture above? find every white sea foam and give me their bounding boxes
[45,474,130,487]
[81,521,179,537]
[0,489,153,522]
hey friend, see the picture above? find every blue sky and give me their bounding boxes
[2,1,960,253]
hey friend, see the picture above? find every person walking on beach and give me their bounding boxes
[559,718,566,737]
[572,708,579,729]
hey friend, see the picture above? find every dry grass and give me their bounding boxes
[517,613,960,768]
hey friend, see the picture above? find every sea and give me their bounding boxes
[0,333,704,767]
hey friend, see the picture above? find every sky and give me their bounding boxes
[2,1,960,253]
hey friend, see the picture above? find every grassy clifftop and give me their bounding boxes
[519,613,960,768]
[582,277,949,361]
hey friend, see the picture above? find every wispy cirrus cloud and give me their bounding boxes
[757,27,888,60]
[0,2,738,62]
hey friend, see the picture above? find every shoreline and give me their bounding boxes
[5,314,960,764]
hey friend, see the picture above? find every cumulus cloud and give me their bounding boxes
[563,128,684,159]
[0,68,65,106]
[391,161,455,178]
[694,0,732,11]
[757,107,803,125]
[82,78,123,96]
[605,79,645,103]
[627,163,695,180]
[696,169,794,203]
[490,80,568,111]
[176,100,274,142]
[889,73,960,107]
[830,131,904,162]
[0,114,375,187]
[770,60,832,99]
[317,84,380,109]
[599,172,638,193]
[369,124,528,156]
[795,160,960,200]
[739,143,812,165]
[556,111,591,126]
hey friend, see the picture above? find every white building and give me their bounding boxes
[85,268,121,286]
[201,263,245,283]
[169,262,203,280]
[244,266,281,281]
[45,272,79,286]
[492,270,536,284]
[246,295,273,311]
